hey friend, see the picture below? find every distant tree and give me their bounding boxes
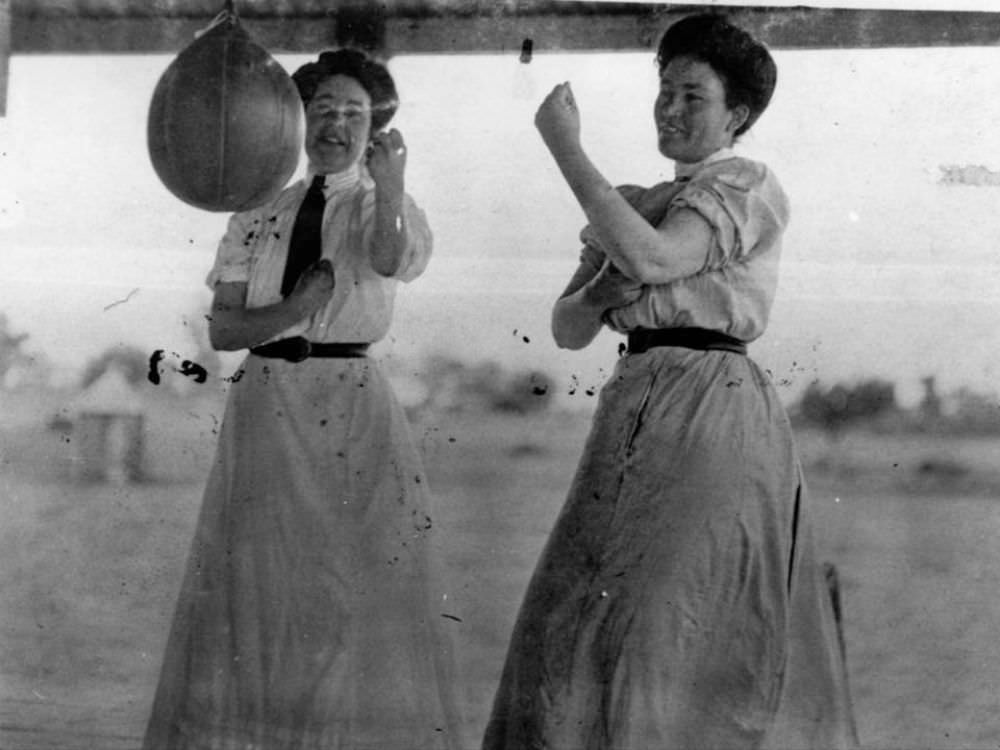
[0,313,31,385]
[796,378,898,436]
[415,355,555,415]
[491,369,555,414]
[414,355,495,412]
[846,378,898,420]
[798,382,849,435]
[948,387,1000,435]
[80,344,150,389]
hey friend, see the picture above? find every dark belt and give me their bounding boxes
[250,337,370,362]
[627,328,747,355]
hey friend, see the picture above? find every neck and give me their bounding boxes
[674,146,734,180]
[309,162,361,190]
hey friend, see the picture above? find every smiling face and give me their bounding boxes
[654,55,748,164]
[304,75,373,175]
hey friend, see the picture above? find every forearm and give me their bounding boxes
[370,184,408,277]
[209,296,312,351]
[553,146,677,283]
[551,284,608,350]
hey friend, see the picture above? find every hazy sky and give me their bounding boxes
[2,33,1000,407]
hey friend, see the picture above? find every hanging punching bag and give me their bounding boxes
[147,6,303,212]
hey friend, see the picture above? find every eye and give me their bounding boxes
[308,102,368,120]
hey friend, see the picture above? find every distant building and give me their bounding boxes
[67,366,146,483]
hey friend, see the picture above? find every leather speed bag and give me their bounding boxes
[147,17,303,212]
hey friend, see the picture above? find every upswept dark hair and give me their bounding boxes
[292,49,399,132]
[657,14,777,137]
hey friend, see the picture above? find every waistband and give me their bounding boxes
[627,328,747,355]
[250,337,370,362]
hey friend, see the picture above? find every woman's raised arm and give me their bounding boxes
[367,128,411,277]
[535,83,714,285]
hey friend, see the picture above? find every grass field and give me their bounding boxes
[2,384,1000,749]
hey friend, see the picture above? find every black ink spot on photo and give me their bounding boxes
[147,349,165,385]
[520,38,534,64]
[180,360,208,384]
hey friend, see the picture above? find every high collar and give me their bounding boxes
[674,147,736,182]
[306,163,363,199]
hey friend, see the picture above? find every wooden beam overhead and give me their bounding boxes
[0,0,9,115]
[8,1,1000,54]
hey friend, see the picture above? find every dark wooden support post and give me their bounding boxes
[0,0,10,116]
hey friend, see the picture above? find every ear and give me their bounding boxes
[728,104,750,135]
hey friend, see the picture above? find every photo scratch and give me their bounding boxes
[103,288,140,311]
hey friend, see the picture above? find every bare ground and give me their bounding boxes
[2,387,1000,749]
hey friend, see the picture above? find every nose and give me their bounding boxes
[322,109,350,128]
[656,92,682,120]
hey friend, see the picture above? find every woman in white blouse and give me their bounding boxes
[484,15,859,750]
[143,49,461,750]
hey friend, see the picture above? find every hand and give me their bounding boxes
[535,82,581,159]
[366,129,407,194]
[584,258,643,312]
[291,258,335,313]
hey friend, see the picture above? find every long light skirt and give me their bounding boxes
[143,355,462,750]
[483,347,859,750]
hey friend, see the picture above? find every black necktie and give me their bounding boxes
[280,174,326,297]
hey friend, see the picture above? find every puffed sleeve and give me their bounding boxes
[204,210,259,289]
[388,193,434,283]
[667,161,789,271]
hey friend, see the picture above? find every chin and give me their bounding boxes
[317,158,359,175]
[661,143,709,165]
[658,143,686,162]
[657,136,685,161]
[309,147,360,173]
